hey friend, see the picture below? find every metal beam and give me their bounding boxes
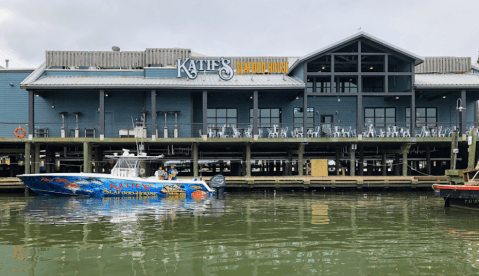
[357,95,363,134]
[151,90,156,139]
[202,90,207,136]
[461,89,466,135]
[99,90,105,138]
[303,62,308,133]
[28,90,34,138]
[411,93,416,136]
[253,90,258,137]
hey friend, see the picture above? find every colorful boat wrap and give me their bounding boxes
[18,173,213,198]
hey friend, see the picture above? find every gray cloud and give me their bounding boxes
[0,0,478,67]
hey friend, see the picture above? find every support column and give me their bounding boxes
[99,90,105,139]
[95,146,103,173]
[246,143,251,177]
[411,93,416,136]
[359,146,364,176]
[25,142,31,174]
[357,95,363,135]
[468,128,477,170]
[192,143,198,178]
[461,89,467,135]
[151,90,157,139]
[350,145,356,176]
[202,90,207,136]
[34,144,40,173]
[382,152,387,176]
[45,145,51,173]
[83,142,92,173]
[395,154,400,176]
[401,144,412,176]
[298,143,305,176]
[336,147,340,175]
[426,146,431,175]
[253,91,258,137]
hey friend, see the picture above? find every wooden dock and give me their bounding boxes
[0,176,448,192]
[0,177,25,190]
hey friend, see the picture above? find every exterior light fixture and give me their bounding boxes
[457,98,466,113]
[296,96,299,100]
[249,95,253,99]
[322,67,325,70]
[307,79,310,82]
[51,105,55,109]
[105,93,109,97]
[443,96,446,99]
[396,97,399,100]
[370,67,373,70]
[9,83,14,86]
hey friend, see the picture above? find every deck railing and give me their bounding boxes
[0,121,475,139]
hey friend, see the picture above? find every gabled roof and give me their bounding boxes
[289,32,424,73]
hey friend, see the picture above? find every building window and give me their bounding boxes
[315,77,331,93]
[362,76,384,92]
[334,55,358,72]
[334,76,358,93]
[250,108,281,127]
[307,55,331,72]
[406,107,437,127]
[294,107,314,129]
[365,108,395,127]
[207,108,237,127]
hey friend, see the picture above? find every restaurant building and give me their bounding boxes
[1,32,479,178]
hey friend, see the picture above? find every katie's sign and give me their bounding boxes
[177,57,234,81]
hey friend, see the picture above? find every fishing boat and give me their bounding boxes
[18,148,225,198]
[433,164,479,208]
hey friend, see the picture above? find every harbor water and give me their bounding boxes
[1,191,479,275]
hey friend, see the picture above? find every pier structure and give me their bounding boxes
[1,32,479,188]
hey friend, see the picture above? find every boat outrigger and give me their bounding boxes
[18,148,225,198]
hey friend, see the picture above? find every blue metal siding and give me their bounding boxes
[290,63,303,80]
[43,70,143,77]
[0,72,32,137]
[145,68,178,78]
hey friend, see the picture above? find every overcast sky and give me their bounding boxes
[0,0,478,67]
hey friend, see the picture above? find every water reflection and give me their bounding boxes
[1,192,479,275]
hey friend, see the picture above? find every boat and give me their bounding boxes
[433,164,479,208]
[18,148,226,198]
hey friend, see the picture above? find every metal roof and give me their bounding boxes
[289,32,424,73]
[21,74,305,90]
[472,63,479,71]
[415,74,479,89]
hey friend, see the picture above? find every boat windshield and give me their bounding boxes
[111,158,140,178]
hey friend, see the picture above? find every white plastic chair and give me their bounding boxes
[311,126,320,138]
[280,127,288,138]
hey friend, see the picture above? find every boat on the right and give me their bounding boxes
[433,165,479,208]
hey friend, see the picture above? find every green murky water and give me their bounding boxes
[1,191,479,275]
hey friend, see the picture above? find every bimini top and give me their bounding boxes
[289,31,424,73]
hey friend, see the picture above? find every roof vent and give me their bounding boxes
[5,59,8,68]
